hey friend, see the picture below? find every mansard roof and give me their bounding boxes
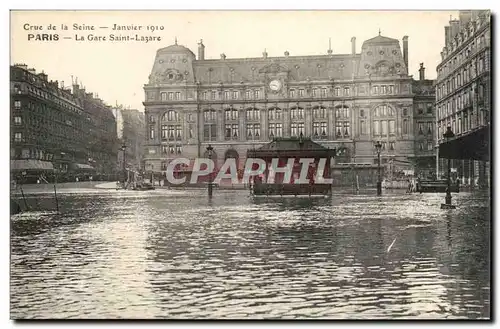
[192,54,358,84]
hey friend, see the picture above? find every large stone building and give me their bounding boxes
[143,34,436,183]
[436,10,490,187]
[10,64,118,182]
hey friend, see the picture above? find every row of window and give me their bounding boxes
[438,108,489,140]
[439,28,489,77]
[196,87,353,100]
[13,84,83,114]
[148,118,418,141]
[437,55,488,100]
[149,105,406,124]
[372,85,395,95]
[437,84,486,120]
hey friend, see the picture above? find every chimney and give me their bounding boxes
[14,63,28,70]
[402,36,408,70]
[444,26,451,46]
[418,63,425,80]
[459,11,473,29]
[351,37,356,54]
[198,39,205,60]
[38,72,48,81]
[450,20,460,39]
[220,53,226,60]
[263,49,268,59]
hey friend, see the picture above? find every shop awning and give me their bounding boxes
[11,159,54,171]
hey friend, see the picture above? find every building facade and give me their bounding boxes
[412,64,437,179]
[114,106,146,172]
[436,10,490,187]
[10,64,118,182]
[143,35,435,183]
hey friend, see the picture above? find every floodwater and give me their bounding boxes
[10,186,490,319]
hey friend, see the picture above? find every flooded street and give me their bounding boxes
[10,188,490,319]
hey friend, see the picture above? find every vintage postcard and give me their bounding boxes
[9,10,491,320]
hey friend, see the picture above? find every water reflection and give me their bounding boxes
[10,189,490,319]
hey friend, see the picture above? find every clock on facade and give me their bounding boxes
[269,79,282,91]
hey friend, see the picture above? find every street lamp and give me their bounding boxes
[441,126,456,209]
[375,141,382,196]
[121,143,127,186]
[206,144,214,198]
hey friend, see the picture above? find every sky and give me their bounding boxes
[10,10,458,111]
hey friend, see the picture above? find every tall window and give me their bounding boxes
[14,132,22,142]
[225,124,239,140]
[232,91,239,99]
[426,121,433,135]
[224,91,230,99]
[245,90,251,99]
[14,116,22,125]
[313,106,326,119]
[269,123,283,139]
[164,110,178,121]
[289,89,296,98]
[204,109,217,121]
[175,92,181,100]
[161,93,167,101]
[290,122,305,137]
[268,107,282,120]
[225,108,238,121]
[335,106,350,138]
[149,126,155,139]
[312,122,328,139]
[246,124,261,140]
[254,90,260,99]
[334,87,340,96]
[14,100,21,109]
[418,122,424,134]
[290,107,304,120]
[403,119,408,134]
[373,86,379,94]
[168,92,174,100]
[360,120,366,135]
[204,123,217,141]
[298,89,305,97]
[389,141,395,151]
[211,91,217,100]
[344,87,350,96]
[389,120,395,135]
[312,88,317,97]
[321,88,327,97]
[246,108,260,121]
[202,91,208,100]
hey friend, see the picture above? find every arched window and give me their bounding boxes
[162,110,179,122]
[372,105,396,136]
[268,107,282,121]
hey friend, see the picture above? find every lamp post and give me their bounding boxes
[441,126,456,209]
[121,143,127,186]
[206,144,214,198]
[375,141,382,196]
